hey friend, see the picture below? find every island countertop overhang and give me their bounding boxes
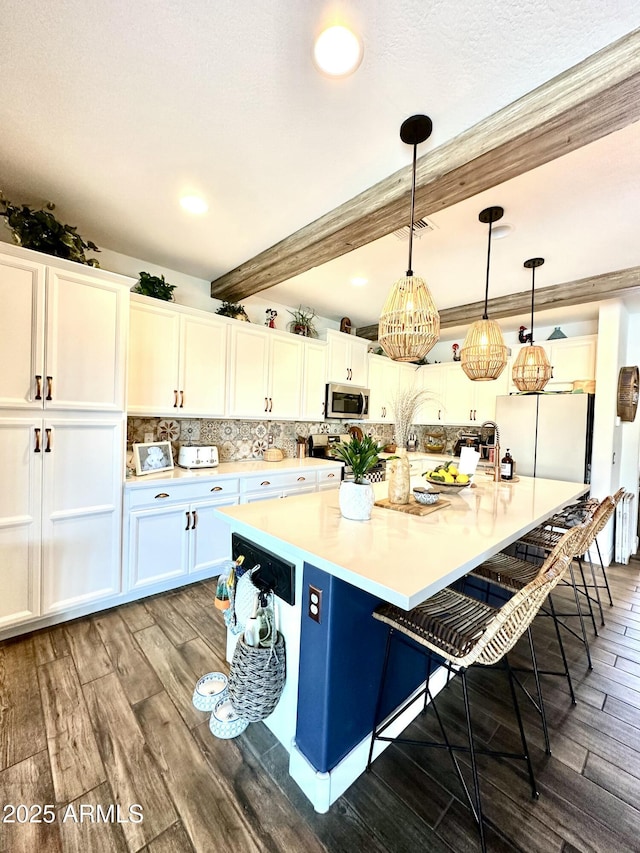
[215,475,589,610]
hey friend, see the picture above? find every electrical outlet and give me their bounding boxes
[144,431,154,443]
[308,585,322,623]
[268,434,274,445]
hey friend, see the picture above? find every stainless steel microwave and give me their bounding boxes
[325,383,370,419]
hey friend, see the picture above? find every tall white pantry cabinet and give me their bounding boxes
[0,244,130,629]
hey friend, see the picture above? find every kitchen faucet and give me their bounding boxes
[480,420,501,482]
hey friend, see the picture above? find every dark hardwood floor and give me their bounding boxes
[2,562,640,852]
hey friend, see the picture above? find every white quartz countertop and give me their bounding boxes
[125,456,342,489]
[215,474,588,609]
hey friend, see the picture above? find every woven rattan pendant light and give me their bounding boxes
[512,257,553,391]
[461,206,508,381]
[378,115,440,362]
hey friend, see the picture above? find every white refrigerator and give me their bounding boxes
[495,393,595,483]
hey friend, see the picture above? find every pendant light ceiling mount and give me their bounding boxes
[512,256,553,391]
[460,205,508,381]
[378,114,440,363]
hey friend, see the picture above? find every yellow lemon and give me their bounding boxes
[442,472,455,483]
[456,473,470,484]
[447,464,459,476]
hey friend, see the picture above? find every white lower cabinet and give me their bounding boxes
[0,413,124,628]
[124,479,240,591]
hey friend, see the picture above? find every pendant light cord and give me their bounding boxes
[482,218,493,320]
[529,265,536,345]
[406,143,417,277]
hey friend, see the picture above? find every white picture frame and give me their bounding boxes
[133,441,174,476]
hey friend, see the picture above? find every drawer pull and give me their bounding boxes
[154,492,170,499]
[46,376,53,401]
[210,486,223,492]
[260,480,271,486]
[35,375,42,400]
[327,473,335,478]
[192,510,198,529]
[297,476,305,482]
[34,427,41,453]
[185,511,191,530]
[44,428,52,452]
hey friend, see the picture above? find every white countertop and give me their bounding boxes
[125,456,342,488]
[215,474,588,609]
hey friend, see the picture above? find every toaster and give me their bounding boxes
[178,445,219,469]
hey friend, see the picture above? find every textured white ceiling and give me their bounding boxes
[1,1,639,327]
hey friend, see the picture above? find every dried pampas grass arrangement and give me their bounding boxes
[389,386,429,448]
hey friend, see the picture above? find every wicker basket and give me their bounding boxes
[263,448,284,462]
[228,632,286,722]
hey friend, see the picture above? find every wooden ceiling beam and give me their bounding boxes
[211,29,640,302]
[356,266,640,340]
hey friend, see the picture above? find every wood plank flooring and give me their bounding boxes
[1,564,640,852]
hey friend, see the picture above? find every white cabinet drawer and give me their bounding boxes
[242,470,317,494]
[317,467,342,486]
[127,477,240,508]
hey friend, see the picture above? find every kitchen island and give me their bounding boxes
[215,474,588,812]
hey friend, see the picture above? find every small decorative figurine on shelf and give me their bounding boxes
[518,325,532,343]
[265,308,278,328]
[340,317,352,334]
[452,343,461,362]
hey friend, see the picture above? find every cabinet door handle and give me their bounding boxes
[34,427,41,453]
[268,397,273,412]
[174,390,179,408]
[154,493,170,499]
[46,376,53,401]
[438,409,442,420]
[265,397,268,412]
[322,401,325,415]
[35,375,42,400]
[44,428,52,452]
[327,473,335,479]
[185,511,191,530]
[180,390,184,408]
[192,510,198,529]
[210,486,223,492]
[260,480,271,486]
[297,476,306,482]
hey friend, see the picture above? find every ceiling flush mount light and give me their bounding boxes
[313,25,363,77]
[512,257,553,391]
[180,195,208,215]
[461,206,508,381]
[351,276,368,286]
[378,114,440,363]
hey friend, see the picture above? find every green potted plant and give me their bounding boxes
[332,434,382,520]
[216,300,250,321]
[287,305,318,337]
[0,196,100,266]
[132,271,176,301]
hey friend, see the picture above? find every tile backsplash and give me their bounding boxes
[127,418,479,462]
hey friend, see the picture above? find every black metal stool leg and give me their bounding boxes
[548,593,576,705]
[568,562,594,669]
[525,626,551,755]
[505,656,538,800]
[460,668,486,853]
[586,550,605,626]
[367,628,394,771]
[577,555,598,636]
[596,539,614,607]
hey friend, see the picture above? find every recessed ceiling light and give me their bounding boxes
[180,195,208,215]
[313,25,363,77]
[351,276,368,286]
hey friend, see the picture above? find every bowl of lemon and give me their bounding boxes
[422,462,472,492]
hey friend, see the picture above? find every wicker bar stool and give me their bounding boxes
[467,525,588,754]
[517,494,617,639]
[541,488,624,612]
[367,544,576,853]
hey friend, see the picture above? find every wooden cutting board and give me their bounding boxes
[374,495,451,516]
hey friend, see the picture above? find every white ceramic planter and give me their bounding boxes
[339,480,375,521]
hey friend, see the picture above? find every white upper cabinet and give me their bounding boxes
[0,248,130,412]
[415,363,446,424]
[438,362,509,425]
[326,330,369,386]
[227,323,303,420]
[128,296,228,417]
[301,340,328,421]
